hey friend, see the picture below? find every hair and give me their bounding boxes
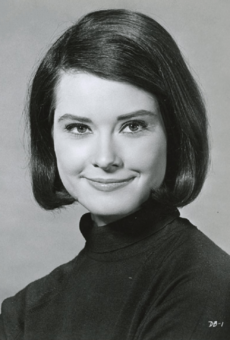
[28,9,209,210]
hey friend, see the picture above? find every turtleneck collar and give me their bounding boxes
[80,199,179,254]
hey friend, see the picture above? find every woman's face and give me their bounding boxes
[53,72,167,225]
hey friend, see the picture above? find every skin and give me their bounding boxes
[53,72,167,226]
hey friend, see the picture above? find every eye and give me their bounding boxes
[65,123,91,134]
[121,120,148,133]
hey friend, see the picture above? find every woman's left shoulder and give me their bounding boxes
[136,216,230,340]
[169,216,230,283]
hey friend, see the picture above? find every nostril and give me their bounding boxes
[92,141,123,170]
[93,162,118,171]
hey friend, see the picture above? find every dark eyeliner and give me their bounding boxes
[64,123,91,134]
[121,120,148,132]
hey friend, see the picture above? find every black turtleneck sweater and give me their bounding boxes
[1,201,230,340]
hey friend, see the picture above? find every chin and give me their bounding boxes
[79,194,148,221]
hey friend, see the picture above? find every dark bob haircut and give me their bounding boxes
[28,9,209,210]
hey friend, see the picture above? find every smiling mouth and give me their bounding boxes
[85,177,134,192]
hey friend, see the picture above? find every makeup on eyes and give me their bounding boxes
[59,110,158,137]
[57,109,158,124]
[64,119,149,134]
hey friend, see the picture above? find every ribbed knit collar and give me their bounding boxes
[80,199,179,254]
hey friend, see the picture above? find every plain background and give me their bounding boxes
[0,0,229,304]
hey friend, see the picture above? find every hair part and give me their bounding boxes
[28,9,209,209]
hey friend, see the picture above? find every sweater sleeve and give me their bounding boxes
[0,289,25,340]
[134,226,230,340]
[0,316,7,340]
[0,255,79,340]
[134,277,230,340]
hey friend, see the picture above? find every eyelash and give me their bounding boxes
[64,120,148,135]
[121,120,148,133]
[65,123,91,134]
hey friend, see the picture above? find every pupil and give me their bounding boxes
[78,125,86,132]
[130,123,139,131]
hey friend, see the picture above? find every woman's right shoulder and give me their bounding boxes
[0,250,85,339]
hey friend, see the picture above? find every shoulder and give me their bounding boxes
[138,218,230,339]
[145,215,230,303]
[4,253,80,308]
[153,216,230,309]
[170,217,230,272]
[1,250,85,336]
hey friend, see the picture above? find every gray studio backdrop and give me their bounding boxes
[0,0,229,303]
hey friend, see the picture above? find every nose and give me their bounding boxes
[92,135,122,171]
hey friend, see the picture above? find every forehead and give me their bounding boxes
[54,71,159,118]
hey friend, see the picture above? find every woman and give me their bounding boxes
[0,9,230,340]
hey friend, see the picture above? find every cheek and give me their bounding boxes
[142,149,167,189]
[124,134,167,176]
[54,140,85,177]
[149,139,167,171]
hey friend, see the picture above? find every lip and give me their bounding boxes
[85,177,134,192]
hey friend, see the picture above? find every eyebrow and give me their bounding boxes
[58,110,157,123]
[117,110,157,121]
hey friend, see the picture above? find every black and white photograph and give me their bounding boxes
[0,1,230,339]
